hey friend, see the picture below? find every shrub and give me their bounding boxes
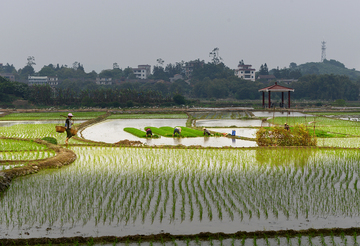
[256,124,317,146]
[41,137,58,145]
[173,94,186,105]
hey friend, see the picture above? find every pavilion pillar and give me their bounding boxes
[262,92,265,108]
[268,91,271,108]
[288,91,291,108]
[281,92,284,108]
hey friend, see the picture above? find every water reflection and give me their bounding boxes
[195,119,269,127]
[252,111,311,117]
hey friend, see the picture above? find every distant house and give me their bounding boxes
[96,77,112,85]
[257,75,276,82]
[28,76,59,86]
[235,64,256,81]
[28,76,58,86]
[276,79,298,85]
[0,73,15,82]
[47,76,59,86]
[170,74,183,83]
[132,65,151,79]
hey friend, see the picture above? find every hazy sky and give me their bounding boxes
[2,0,360,73]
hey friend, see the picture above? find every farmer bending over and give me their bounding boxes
[203,128,211,136]
[173,127,181,137]
[284,123,290,131]
[146,128,152,137]
[65,113,74,144]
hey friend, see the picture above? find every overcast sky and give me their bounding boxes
[1,0,360,73]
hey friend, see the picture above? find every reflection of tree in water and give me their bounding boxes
[255,148,316,167]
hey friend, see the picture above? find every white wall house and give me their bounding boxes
[132,65,151,79]
[96,77,112,85]
[28,76,58,86]
[235,64,256,81]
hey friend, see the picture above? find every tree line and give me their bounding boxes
[1,55,360,107]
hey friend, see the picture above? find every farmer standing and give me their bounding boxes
[65,113,74,144]
[173,126,181,137]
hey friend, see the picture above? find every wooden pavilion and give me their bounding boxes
[258,82,294,108]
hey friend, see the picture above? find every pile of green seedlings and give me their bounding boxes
[143,127,204,138]
[2,147,360,237]
[123,128,160,138]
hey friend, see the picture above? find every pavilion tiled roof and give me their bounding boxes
[258,82,294,92]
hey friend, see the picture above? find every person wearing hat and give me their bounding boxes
[284,122,290,131]
[65,113,74,144]
[203,128,211,136]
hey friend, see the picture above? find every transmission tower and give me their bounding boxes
[321,41,326,62]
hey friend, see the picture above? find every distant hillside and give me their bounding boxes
[297,59,360,81]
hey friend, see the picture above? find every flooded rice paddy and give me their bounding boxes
[81,119,257,147]
[1,147,360,239]
[2,111,360,245]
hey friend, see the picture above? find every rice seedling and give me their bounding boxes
[2,146,360,239]
[0,112,106,121]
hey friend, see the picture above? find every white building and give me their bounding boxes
[235,64,256,81]
[28,76,58,86]
[132,65,151,79]
[96,77,112,85]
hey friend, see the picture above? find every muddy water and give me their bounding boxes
[252,111,311,117]
[208,128,257,138]
[195,119,268,127]
[81,119,257,147]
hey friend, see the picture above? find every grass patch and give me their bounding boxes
[108,113,188,119]
[41,137,58,145]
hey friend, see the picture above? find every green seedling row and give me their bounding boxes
[0,150,55,161]
[2,147,360,236]
[0,139,48,151]
[272,116,360,127]
[0,123,88,145]
[0,112,106,121]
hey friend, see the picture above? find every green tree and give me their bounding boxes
[173,94,185,105]
[259,63,269,75]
